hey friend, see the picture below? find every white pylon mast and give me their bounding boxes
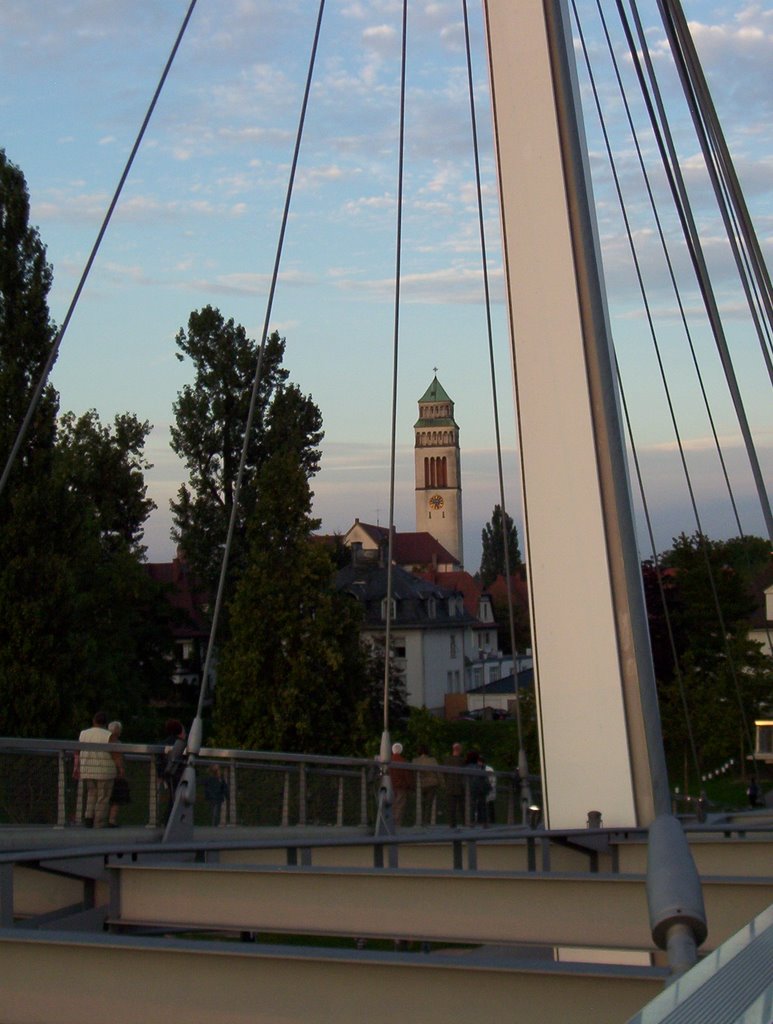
[483,0,670,829]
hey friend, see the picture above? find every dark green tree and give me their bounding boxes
[0,151,170,737]
[0,149,64,734]
[644,532,772,783]
[0,408,170,737]
[170,307,323,598]
[0,149,58,458]
[479,504,522,588]
[58,409,155,552]
[213,451,372,755]
[353,641,410,747]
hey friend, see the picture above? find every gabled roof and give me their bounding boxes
[335,562,479,629]
[343,521,460,569]
[418,375,453,405]
[345,520,388,544]
[420,569,483,617]
[393,532,458,567]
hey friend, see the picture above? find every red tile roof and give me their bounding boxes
[419,569,483,617]
[393,532,457,567]
[346,522,459,569]
[146,557,210,637]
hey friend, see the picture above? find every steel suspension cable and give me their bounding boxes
[658,0,773,343]
[591,0,744,542]
[381,0,409,741]
[195,0,327,728]
[193,0,328,732]
[572,0,702,790]
[163,1,328,840]
[615,354,702,792]
[592,0,773,748]
[461,0,530,813]
[374,0,408,842]
[654,2,773,382]
[0,0,200,499]
[614,0,760,770]
[620,0,773,544]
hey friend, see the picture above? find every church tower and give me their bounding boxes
[414,375,463,566]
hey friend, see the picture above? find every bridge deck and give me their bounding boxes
[0,927,667,1024]
[3,822,772,1024]
[109,861,773,953]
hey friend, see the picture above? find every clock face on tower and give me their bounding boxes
[428,494,445,511]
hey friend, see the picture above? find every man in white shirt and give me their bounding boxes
[74,711,124,828]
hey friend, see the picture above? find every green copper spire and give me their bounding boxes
[418,375,452,404]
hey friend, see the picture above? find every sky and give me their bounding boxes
[1,0,771,570]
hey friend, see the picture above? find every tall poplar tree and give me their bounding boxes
[170,306,323,601]
[0,151,168,737]
[213,452,370,755]
[479,504,523,587]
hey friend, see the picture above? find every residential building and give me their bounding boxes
[335,561,482,713]
[146,552,211,693]
[749,565,773,659]
[342,519,460,573]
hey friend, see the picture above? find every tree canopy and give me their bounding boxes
[644,532,772,787]
[479,504,523,588]
[0,150,58,460]
[213,451,378,755]
[170,307,323,600]
[0,150,169,737]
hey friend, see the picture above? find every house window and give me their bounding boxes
[381,598,397,621]
[427,597,436,619]
[393,637,406,660]
[450,635,457,658]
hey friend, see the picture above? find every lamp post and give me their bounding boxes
[479,646,490,717]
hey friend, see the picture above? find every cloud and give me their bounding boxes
[334,265,504,305]
[185,269,318,296]
[644,429,773,455]
[362,24,397,52]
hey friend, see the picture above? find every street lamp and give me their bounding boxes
[479,645,490,716]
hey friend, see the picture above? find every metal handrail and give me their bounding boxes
[0,737,530,780]
[2,818,771,868]
[0,737,534,830]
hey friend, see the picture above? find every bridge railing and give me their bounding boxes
[0,738,530,830]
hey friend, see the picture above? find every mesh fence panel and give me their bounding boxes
[0,753,60,825]
[0,746,529,830]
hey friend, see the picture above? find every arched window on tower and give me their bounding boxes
[440,456,447,487]
[424,457,430,488]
